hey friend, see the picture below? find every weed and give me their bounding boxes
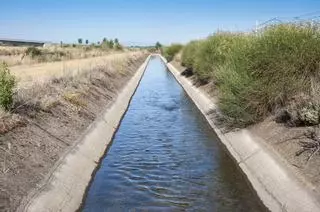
[0,63,15,110]
[63,92,86,107]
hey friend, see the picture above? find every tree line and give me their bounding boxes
[77,37,122,49]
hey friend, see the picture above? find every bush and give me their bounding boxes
[181,40,202,69]
[163,44,183,62]
[181,22,320,126]
[214,35,257,125]
[194,33,247,83]
[0,63,16,110]
[25,47,42,58]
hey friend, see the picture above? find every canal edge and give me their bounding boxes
[19,55,152,212]
[160,54,320,212]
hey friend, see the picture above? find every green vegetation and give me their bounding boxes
[101,38,117,49]
[181,23,320,126]
[25,47,42,58]
[181,40,201,69]
[25,47,67,62]
[114,38,123,50]
[155,42,162,50]
[163,44,183,62]
[0,63,15,110]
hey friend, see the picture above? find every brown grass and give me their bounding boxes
[11,51,146,113]
[10,51,144,88]
[0,45,130,66]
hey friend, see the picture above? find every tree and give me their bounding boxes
[108,40,114,49]
[114,38,122,50]
[85,39,89,45]
[101,38,109,49]
[78,38,83,44]
[155,41,162,49]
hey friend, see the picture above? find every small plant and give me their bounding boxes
[0,63,16,111]
[63,92,86,107]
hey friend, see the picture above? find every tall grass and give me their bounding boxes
[181,23,320,126]
[181,40,202,69]
[163,44,183,62]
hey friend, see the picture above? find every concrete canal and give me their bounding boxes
[81,56,267,211]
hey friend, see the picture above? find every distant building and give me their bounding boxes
[0,38,46,47]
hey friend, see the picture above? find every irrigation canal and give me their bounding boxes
[81,56,267,211]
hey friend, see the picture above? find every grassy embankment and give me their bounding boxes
[0,50,147,211]
[175,23,320,128]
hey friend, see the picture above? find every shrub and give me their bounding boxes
[114,43,123,50]
[181,22,320,126]
[25,47,42,58]
[181,40,201,69]
[0,63,16,111]
[163,44,183,62]
[246,23,320,111]
[193,33,247,83]
[213,35,257,125]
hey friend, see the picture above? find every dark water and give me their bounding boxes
[82,56,267,211]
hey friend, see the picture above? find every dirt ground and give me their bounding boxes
[170,60,320,198]
[0,53,147,211]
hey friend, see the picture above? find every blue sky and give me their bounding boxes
[1,0,319,45]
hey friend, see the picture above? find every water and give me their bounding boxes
[82,56,267,211]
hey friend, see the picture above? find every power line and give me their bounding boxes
[256,11,320,31]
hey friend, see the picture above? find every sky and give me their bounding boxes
[1,0,319,46]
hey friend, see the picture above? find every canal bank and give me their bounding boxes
[20,55,151,212]
[161,55,320,212]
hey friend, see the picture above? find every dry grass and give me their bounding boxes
[10,51,144,88]
[11,51,146,115]
[63,92,87,107]
[0,45,127,66]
